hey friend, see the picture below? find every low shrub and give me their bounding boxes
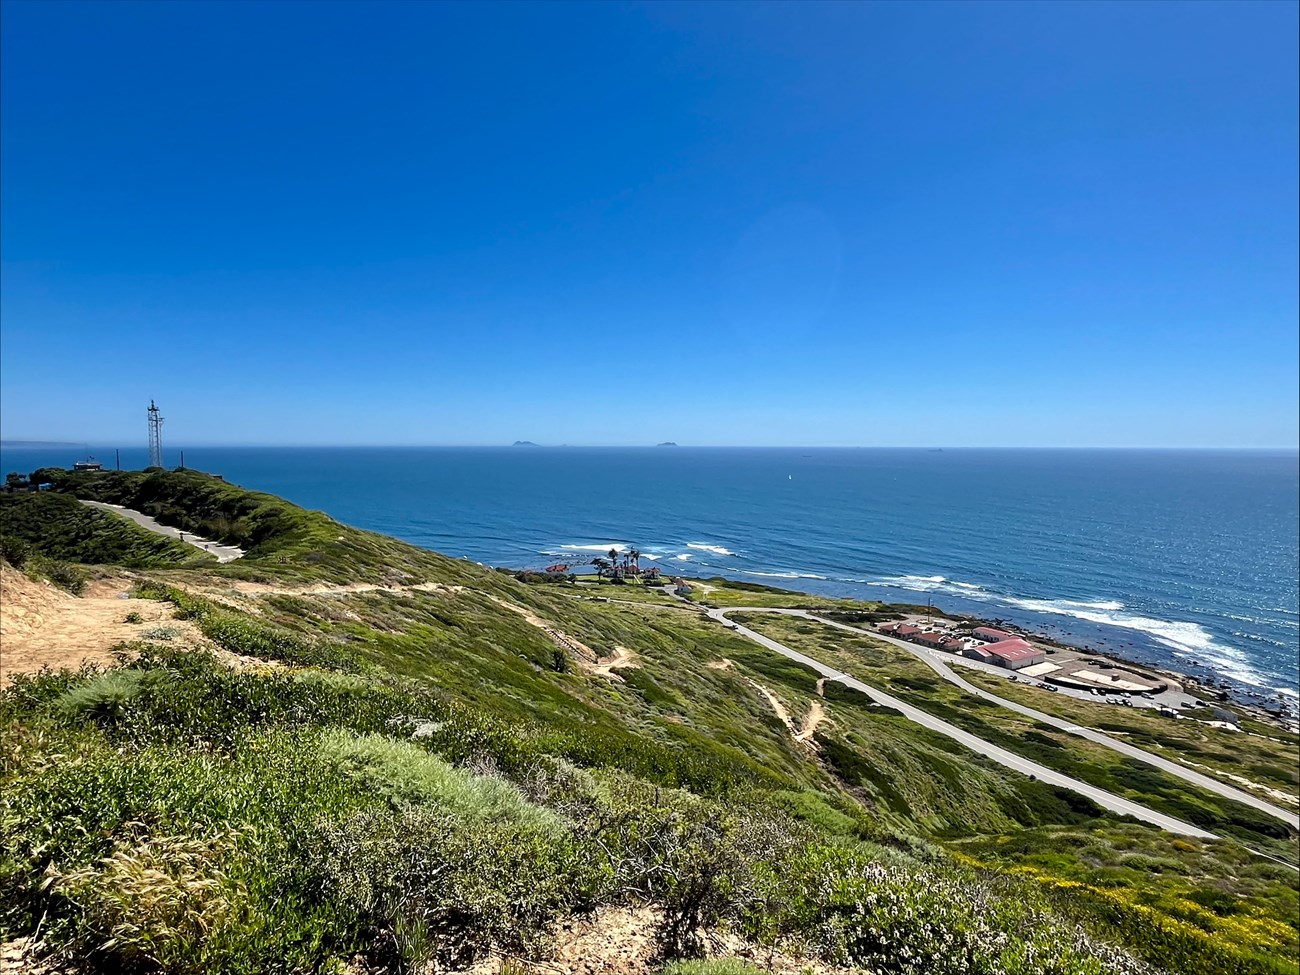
[37,558,88,595]
[42,828,249,975]
[51,669,154,726]
[662,962,765,975]
[318,730,562,835]
[316,805,585,969]
[0,534,30,569]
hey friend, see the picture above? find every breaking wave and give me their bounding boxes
[743,570,828,580]
[859,574,1275,688]
[687,543,735,556]
[865,575,976,594]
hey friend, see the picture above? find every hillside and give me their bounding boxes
[1,470,1297,975]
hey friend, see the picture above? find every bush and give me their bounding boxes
[318,730,562,835]
[0,534,30,568]
[51,669,153,726]
[769,844,1153,975]
[662,962,765,975]
[40,559,88,595]
[42,829,248,975]
[316,805,584,969]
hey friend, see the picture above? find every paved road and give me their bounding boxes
[707,605,1216,838]
[80,501,245,563]
[790,610,1300,829]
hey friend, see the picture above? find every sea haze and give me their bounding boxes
[4,445,1296,711]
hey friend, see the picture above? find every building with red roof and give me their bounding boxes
[984,638,1045,670]
[973,626,1016,643]
[894,624,922,638]
[915,632,946,648]
[962,647,994,662]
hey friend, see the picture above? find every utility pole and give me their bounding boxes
[147,400,164,468]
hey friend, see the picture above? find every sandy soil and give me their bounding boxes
[0,565,206,683]
[590,646,639,679]
[0,938,71,975]
[795,700,827,742]
[466,905,842,975]
[1177,757,1299,807]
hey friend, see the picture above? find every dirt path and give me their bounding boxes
[590,646,638,678]
[1177,758,1299,808]
[201,579,464,599]
[487,595,605,667]
[0,566,206,682]
[795,700,827,742]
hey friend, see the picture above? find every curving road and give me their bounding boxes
[707,606,1214,837]
[79,501,246,563]
[792,610,1299,829]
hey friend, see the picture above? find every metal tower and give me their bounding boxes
[147,400,164,468]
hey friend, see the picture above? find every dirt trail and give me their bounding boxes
[590,646,638,678]
[707,658,822,749]
[465,905,842,975]
[200,579,464,599]
[0,565,206,682]
[795,700,827,742]
[1177,758,1299,807]
[486,594,617,672]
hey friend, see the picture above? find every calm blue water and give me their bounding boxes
[5,445,1297,710]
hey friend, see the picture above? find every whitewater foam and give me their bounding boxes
[857,574,1280,689]
[687,542,736,557]
[743,570,828,580]
[866,575,960,593]
[1003,598,1268,686]
[559,543,629,553]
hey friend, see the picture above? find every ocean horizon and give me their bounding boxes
[4,444,1297,711]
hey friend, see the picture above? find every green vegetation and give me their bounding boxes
[960,669,1300,801]
[1,469,1296,974]
[29,466,506,587]
[684,577,872,610]
[735,613,1299,860]
[0,491,209,568]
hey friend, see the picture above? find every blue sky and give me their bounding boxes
[2,1,1297,447]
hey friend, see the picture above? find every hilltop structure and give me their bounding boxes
[147,400,164,468]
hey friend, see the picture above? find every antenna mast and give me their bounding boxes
[147,400,164,468]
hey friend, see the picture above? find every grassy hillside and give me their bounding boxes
[1,469,1296,975]
[0,492,209,570]
[733,613,1299,859]
[29,467,496,587]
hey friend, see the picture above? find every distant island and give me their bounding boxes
[512,441,539,447]
[657,441,678,447]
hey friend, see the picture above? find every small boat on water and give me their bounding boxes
[72,456,103,472]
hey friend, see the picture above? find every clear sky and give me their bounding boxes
[1,1,1296,447]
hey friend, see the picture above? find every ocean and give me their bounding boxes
[4,445,1297,710]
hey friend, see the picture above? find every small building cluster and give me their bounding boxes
[878,621,1047,670]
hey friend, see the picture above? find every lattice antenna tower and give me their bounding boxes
[147,400,164,468]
